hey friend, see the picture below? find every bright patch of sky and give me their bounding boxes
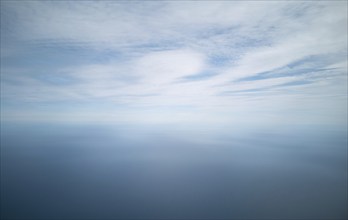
[1,1,347,129]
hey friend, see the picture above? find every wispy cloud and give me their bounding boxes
[1,1,347,126]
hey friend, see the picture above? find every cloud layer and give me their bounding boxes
[1,1,347,126]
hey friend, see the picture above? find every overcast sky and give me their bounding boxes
[1,1,347,129]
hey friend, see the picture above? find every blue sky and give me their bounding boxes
[1,1,347,129]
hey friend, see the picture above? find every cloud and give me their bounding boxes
[1,1,347,126]
[134,49,206,84]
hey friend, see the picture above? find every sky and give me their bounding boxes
[0,1,347,130]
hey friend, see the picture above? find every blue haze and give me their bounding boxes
[1,122,347,219]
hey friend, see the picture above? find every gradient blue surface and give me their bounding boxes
[1,123,347,219]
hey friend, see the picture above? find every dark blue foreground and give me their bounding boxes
[1,123,347,219]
